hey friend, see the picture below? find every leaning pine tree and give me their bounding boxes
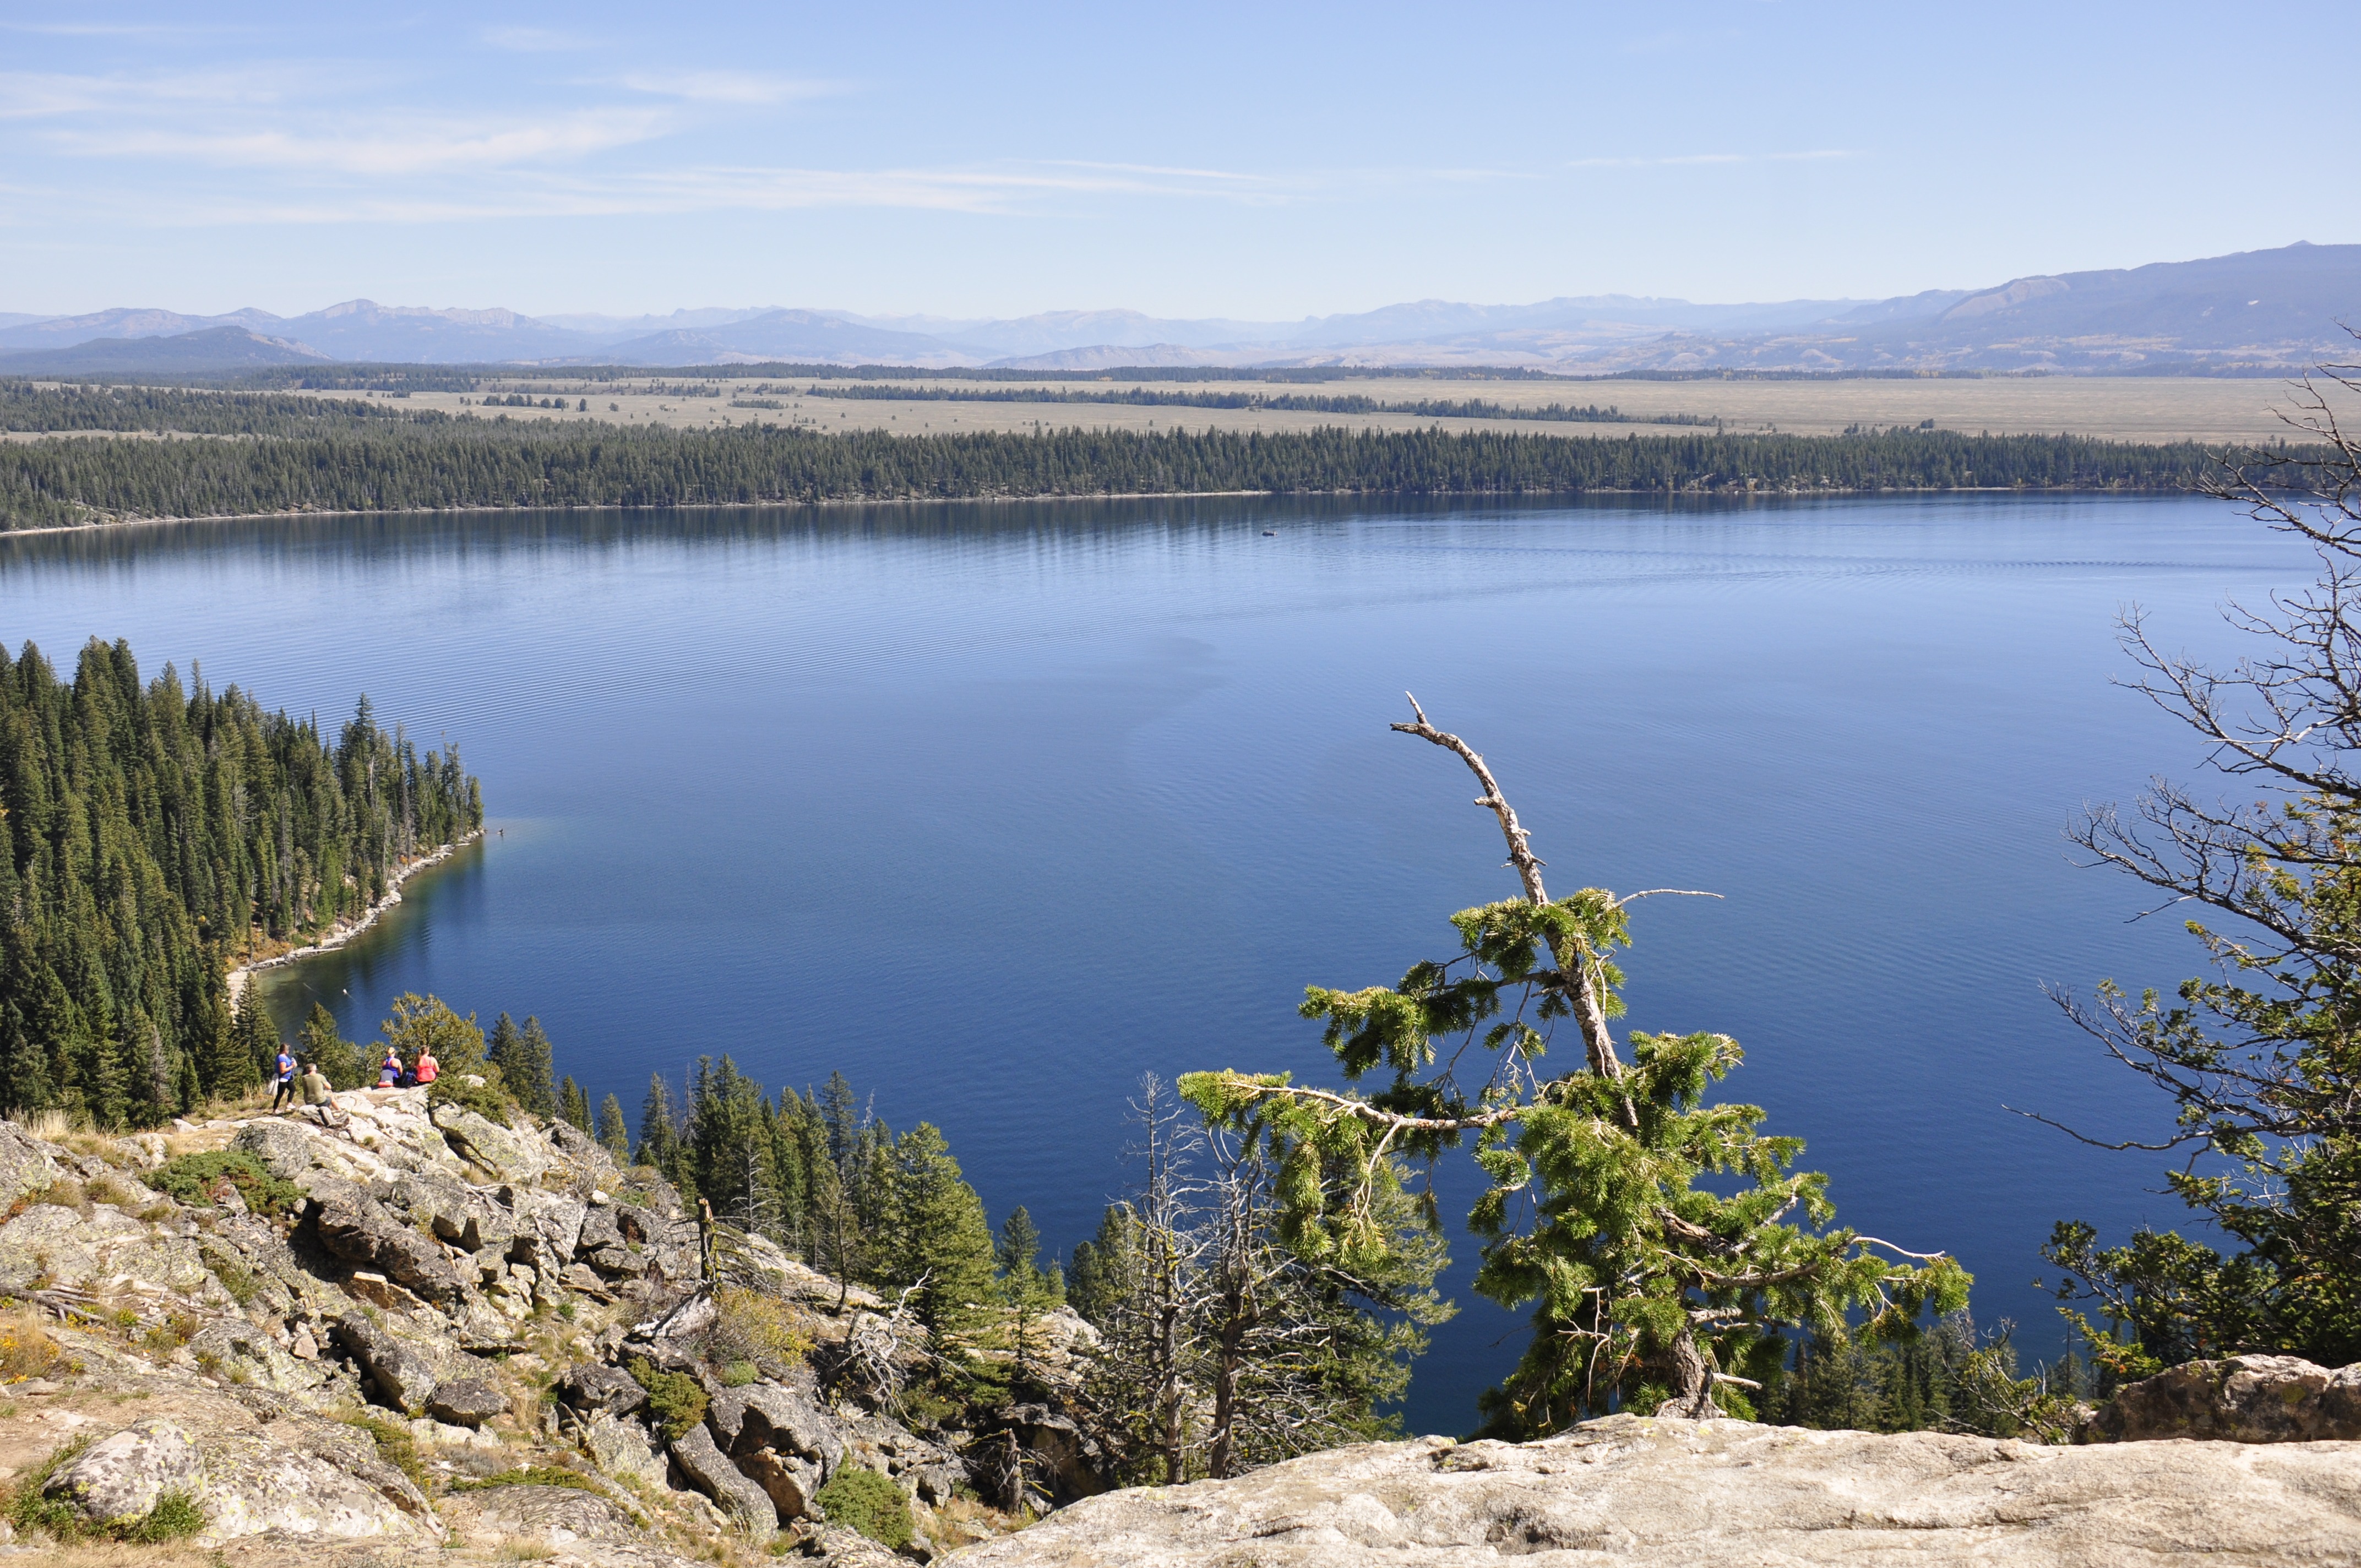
[1183,701,1970,1435]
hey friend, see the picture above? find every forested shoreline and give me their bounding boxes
[1,421,2245,530]
[0,637,481,1125]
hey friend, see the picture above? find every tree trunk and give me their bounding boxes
[1659,1325,1721,1419]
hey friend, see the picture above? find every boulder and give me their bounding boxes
[546,1118,618,1175]
[947,1413,2361,1567]
[431,1102,551,1184]
[427,1377,510,1428]
[558,1360,650,1417]
[2094,1354,2361,1442]
[807,1525,909,1567]
[738,1445,823,1520]
[230,1118,321,1183]
[449,1482,638,1545]
[45,1417,203,1530]
[0,1119,61,1210]
[191,1423,427,1539]
[670,1420,778,1534]
[307,1179,466,1300]
[331,1313,445,1416]
[582,1409,667,1487]
[709,1382,845,1474]
[987,1404,1107,1507]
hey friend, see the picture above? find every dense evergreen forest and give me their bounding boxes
[0,637,481,1125]
[0,380,437,437]
[0,421,2238,530]
[796,384,1711,424]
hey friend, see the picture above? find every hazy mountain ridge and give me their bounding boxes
[4,243,2354,373]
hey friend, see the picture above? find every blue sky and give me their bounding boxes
[5,2,2355,319]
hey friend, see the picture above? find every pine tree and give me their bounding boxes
[226,987,276,1100]
[560,1075,592,1134]
[596,1093,630,1161]
[1184,705,1967,1434]
[997,1206,1064,1382]
[880,1123,999,1352]
[637,1072,679,1171]
[300,1003,365,1090]
[516,1017,557,1117]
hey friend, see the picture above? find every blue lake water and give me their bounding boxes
[0,494,2310,1433]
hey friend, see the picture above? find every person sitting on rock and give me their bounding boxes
[270,1044,297,1112]
[378,1046,402,1087]
[298,1060,341,1125]
[413,1047,439,1085]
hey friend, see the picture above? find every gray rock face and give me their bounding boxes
[47,1417,203,1529]
[0,1118,61,1210]
[708,1382,844,1474]
[308,1179,466,1300]
[428,1376,512,1428]
[186,1318,329,1395]
[945,1414,2361,1567]
[582,1409,668,1487]
[432,1101,552,1183]
[560,1360,652,1417]
[333,1311,447,1415]
[455,1481,637,1543]
[2095,1354,2361,1442]
[230,1119,320,1183]
[670,1420,778,1533]
[739,1445,823,1521]
[192,1423,427,1539]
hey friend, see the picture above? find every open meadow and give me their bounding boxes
[311,373,2336,447]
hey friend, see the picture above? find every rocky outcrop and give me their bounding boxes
[670,1420,777,1536]
[947,1413,2361,1567]
[46,1417,204,1529]
[2093,1353,2361,1442]
[0,1088,1043,1561]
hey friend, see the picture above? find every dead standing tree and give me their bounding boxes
[1184,701,1968,1433]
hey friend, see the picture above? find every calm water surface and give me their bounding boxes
[0,494,2309,1432]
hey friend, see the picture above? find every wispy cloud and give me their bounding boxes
[53,111,672,175]
[615,70,841,105]
[0,67,290,118]
[1568,150,1860,168]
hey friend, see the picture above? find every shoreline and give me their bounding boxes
[0,482,2199,539]
[225,829,483,1006]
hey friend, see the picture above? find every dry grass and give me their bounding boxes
[0,1308,70,1381]
[267,371,2355,447]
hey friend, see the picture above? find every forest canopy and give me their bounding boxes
[0,636,481,1126]
[0,418,2247,531]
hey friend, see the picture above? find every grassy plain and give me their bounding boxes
[296,374,2336,447]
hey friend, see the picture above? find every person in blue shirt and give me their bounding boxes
[270,1044,297,1112]
[378,1047,402,1088]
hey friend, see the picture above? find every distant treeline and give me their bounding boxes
[0,380,444,437]
[205,363,1590,393]
[796,383,1711,424]
[0,424,2245,529]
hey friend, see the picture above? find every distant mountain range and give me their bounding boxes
[3,242,2355,375]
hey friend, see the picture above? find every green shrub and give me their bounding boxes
[428,1071,515,1124]
[346,1413,426,1489]
[6,1435,89,1540]
[118,1489,206,1543]
[152,1151,301,1218]
[720,1360,758,1388]
[626,1357,708,1441]
[814,1467,911,1550]
[450,1465,604,1495]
